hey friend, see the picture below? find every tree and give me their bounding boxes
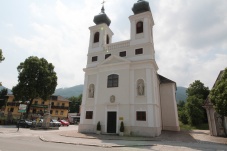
[68,94,82,113]
[185,80,210,125]
[12,56,57,115]
[0,49,5,63]
[0,88,8,109]
[186,80,209,100]
[209,67,227,136]
[178,100,188,124]
[185,96,204,125]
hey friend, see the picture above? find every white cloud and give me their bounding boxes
[1,0,227,91]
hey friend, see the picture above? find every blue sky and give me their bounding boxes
[0,0,227,90]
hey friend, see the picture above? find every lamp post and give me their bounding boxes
[17,101,27,132]
[17,101,22,131]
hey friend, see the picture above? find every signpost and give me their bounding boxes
[17,104,27,131]
[18,104,27,113]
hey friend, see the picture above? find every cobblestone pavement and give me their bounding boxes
[0,125,227,150]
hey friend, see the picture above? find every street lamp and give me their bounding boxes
[17,101,22,131]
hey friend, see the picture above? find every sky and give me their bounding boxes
[0,0,227,90]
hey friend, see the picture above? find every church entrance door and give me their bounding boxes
[107,111,117,133]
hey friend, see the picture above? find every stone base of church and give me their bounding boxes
[78,124,95,133]
[127,126,162,137]
[162,126,180,131]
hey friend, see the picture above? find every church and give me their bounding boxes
[78,0,180,137]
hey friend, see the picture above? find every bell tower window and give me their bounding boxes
[136,21,143,34]
[94,32,100,43]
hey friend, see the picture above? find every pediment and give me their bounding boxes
[98,55,130,66]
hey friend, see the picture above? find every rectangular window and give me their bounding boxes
[51,102,54,106]
[42,101,45,105]
[92,56,98,62]
[62,103,65,107]
[85,111,93,119]
[135,48,143,55]
[55,110,58,115]
[107,74,119,88]
[136,111,146,121]
[105,54,111,59]
[60,111,64,115]
[50,110,53,114]
[34,101,38,105]
[119,51,126,57]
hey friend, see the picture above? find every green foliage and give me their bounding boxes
[0,88,8,108]
[184,80,209,126]
[97,121,101,131]
[68,95,82,113]
[209,68,227,136]
[209,68,227,117]
[0,49,5,63]
[179,121,209,130]
[186,80,209,100]
[12,56,57,115]
[185,96,204,125]
[177,100,188,124]
[120,121,124,132]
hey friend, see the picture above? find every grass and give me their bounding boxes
[179,121,209,130]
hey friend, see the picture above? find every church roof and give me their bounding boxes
[158,74,175,84]
[132,0,151,15]
[93,6,111,26]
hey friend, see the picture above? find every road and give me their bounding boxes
[0,125,227,151]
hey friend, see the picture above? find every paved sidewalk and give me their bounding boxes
[39,129,227,150]
[1,125,227,150]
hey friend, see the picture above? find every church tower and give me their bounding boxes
[79,0,179,137]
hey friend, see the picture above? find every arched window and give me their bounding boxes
[106,35,109,44]
[107,74,119,88]
[136,21,143,34]
[137,79,145,96]
[94,32,99,43]
[88,84,95,98]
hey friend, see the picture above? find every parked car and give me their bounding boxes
[59,120,69,126]
[17,119,32,128]
[50,119,61,127]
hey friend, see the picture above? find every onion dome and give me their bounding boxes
[93,6,111,26]
[132,0,151,14]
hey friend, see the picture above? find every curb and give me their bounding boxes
[39,136,155,148]
[59,134,158,141]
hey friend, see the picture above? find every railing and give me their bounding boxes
[107,40,130,50]
[51,105,69,110]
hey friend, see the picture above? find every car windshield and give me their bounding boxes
[61,120,67,122]
[52,120,58,122]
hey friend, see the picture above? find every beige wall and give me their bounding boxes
[160,83,180,131]
[4,96,69,119]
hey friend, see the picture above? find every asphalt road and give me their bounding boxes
[0,125,227,151]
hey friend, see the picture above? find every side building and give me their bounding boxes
[4,95,70,120]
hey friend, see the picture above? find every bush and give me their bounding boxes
[97,121,101,131]
[120,121,124,132]
[178,109,188,124]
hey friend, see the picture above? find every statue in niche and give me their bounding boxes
[110,95,115,103]
[89,84,95,98]
[137,79,144,96]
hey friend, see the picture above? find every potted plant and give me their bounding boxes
[119,121,124,136]
[96,121,101,134]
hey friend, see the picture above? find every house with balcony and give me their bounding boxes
[4,95,70,120]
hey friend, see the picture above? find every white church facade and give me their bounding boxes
[78,0,180,137]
